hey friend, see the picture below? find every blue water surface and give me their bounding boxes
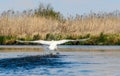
[0,46,120,76]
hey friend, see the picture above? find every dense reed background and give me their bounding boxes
[0,4,120,45]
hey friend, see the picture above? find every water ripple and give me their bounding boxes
[0,55,76,70]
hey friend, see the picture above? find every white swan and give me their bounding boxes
[16,38,89,55]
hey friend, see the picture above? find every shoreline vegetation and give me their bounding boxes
[0,3,120,45]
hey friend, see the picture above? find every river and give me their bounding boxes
[0,45,120,76]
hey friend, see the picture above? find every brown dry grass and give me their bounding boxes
[0,13,120,39]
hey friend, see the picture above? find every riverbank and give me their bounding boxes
[0,33,120,45]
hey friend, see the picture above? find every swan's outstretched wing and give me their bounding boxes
[16,40,51,45]
[56,38,89,45]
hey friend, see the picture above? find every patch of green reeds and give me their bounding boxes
[0,36,16,45]
[1,33,120,45]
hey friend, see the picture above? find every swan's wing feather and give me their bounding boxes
[16,40,51,45]
[76,38,90,41]
[57,38,90,45]
[56,40,72,45]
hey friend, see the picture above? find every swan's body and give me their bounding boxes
[16,38,89,55]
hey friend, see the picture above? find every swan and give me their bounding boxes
[16,38,89,55]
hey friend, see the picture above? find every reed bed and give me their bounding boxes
[0,12,120,38]
[0,4,120,45]
[0,16,61,38]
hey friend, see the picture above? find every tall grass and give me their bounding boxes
[0,3,120,45]
[0,11,120,38]
[0,16,60,38]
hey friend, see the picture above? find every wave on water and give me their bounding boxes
[0,55,74,70]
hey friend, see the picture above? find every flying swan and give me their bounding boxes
[16,38,89,55]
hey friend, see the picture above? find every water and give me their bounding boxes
[0,45,120,76]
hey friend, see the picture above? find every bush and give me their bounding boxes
[33,34,41,40]
[0,36,5,44]
[0,36,16,45]
[34,3,63,20]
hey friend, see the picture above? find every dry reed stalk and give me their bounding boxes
[0,15,120,38]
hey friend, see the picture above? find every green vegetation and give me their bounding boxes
[0,33,120,45]
[0,3,120,45]
[0,36,16,45]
